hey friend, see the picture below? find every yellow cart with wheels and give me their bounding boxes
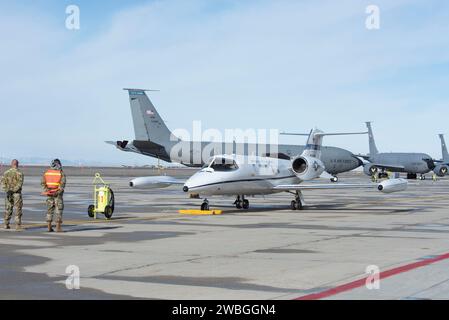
[87,173,115,219]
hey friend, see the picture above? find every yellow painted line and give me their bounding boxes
[179,209,223,215]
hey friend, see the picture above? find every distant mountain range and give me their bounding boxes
[0,157,183,168]
[0,157,108,167]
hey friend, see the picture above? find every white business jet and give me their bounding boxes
[130,128,408,210]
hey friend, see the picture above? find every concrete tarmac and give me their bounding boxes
[1,166,449,300]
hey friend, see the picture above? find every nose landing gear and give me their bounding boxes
[290,191,305,210]
[234,195,249,209]
[201,199,210,211]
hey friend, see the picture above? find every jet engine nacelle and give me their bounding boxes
[434,164,449,177]
[377,178,408,193]
[129,176,178,189]
[291,156,325,181]
[363,164,378,176]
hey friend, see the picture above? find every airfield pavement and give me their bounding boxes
[1,166,449,300]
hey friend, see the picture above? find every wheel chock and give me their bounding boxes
[179,209,223,215]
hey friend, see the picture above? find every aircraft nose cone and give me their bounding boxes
[183,186,189,192]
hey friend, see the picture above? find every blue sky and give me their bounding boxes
[1,0,449,165]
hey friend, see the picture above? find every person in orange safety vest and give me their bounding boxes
[41,159,66,232]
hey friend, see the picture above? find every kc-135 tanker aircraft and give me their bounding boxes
[360,122,442,179]
[107,89,364,181]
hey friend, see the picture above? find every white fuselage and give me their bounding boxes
[184,155,299,196]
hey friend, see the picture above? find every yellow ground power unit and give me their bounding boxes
[88,173,115,219]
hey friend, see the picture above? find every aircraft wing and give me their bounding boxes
[366,163,405,171]
[433,159,449,165]
[274,178,408,193]
[273,183,376,190]
[357,154,371,160]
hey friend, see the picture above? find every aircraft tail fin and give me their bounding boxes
[439,134,449,162]
[124,88,178,144]
[365,122,379,156]
[303,128,324,159]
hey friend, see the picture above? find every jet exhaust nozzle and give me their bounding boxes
[291,155,325,181]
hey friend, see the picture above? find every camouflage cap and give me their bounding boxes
[51,159,62,170]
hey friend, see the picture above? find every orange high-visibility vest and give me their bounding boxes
[44,169,62,190]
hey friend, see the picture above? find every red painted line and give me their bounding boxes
[295,252,449,300]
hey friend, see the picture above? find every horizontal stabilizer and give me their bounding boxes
[281,131,368,137]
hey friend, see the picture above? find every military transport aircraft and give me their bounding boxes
[107,89,364,182]
[129,128,408,210]
[360,122,437,180]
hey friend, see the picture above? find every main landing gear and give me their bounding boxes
[378,171,389,179]
[330,176,338,182]
[201,199,210,211]
[234,195,249,209]
[290,190,305,210]
[405,173,427,180]
[200,196,251,211]
[407,173,416,179]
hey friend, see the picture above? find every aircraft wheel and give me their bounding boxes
[88,205,95,218]
[104,205,113,219]
[291,200,297,210]
[235,201,242,209]
[296,201,304,210]
[201,202,209,211]
[242,199,249,210]
[330,176,338,183]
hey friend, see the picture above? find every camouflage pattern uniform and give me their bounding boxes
[1,168,24,227]
[41,170,66,223]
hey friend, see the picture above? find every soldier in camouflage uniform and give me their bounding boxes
[41,159,66,232]
[1,159,24,231]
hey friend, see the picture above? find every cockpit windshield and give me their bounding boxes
[209,157,239,171]
[202,158,213,169]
